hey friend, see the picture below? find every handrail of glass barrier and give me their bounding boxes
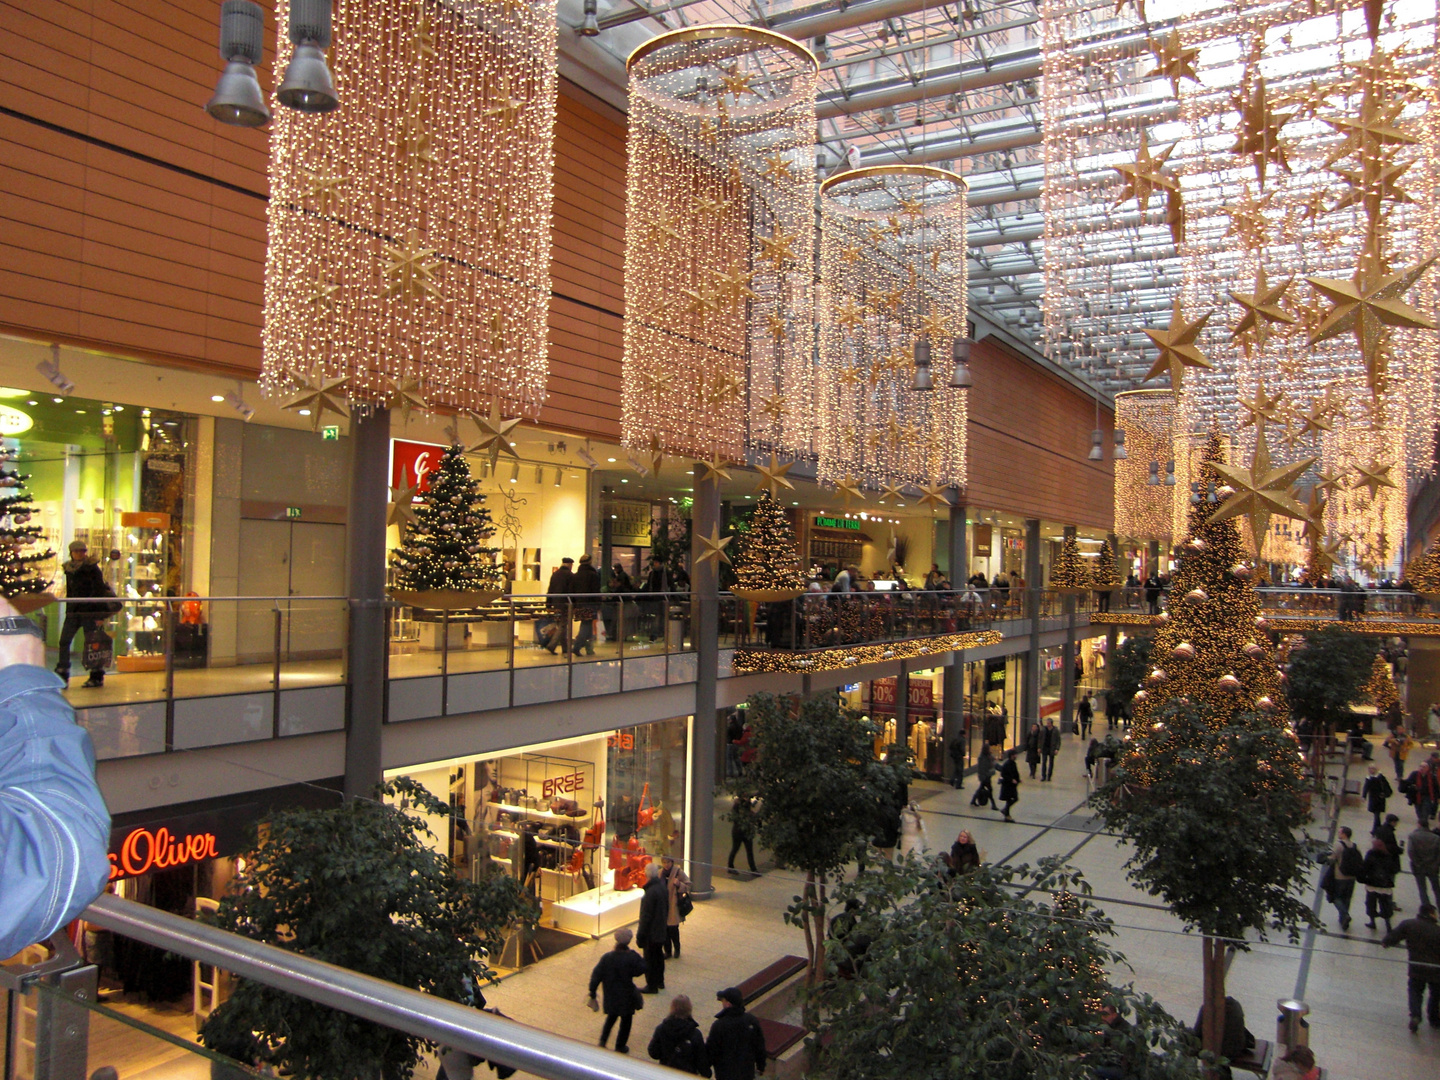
[82,893,680,1080]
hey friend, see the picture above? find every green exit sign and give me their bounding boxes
[321,425,340,441]
[285,507,302,519]
[814,515,860,531]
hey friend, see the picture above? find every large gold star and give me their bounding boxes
[1302,486,1328,548]
[759,394,788,423]
[835,297,866,333]
[467,400,521,468]
[387,480,421,530]
[697,455,733,483]
[1323,91,1416,168]
[1114,0,1145,20]
[1312,467,1346,497]
[758,229,799,266]
[1307,257,1439,391]
[752,455,795,496]
[1113,129,1179,213]
[832,475,865,508]
[652,210,682,243]
[695,194,733,218]
[484,77,527,129]
[1228,266,1296,355]
[704,370,742,406]
[1293,399,1333,440]
[1146,32,1200,96]
[283,370,350,431]
[1236,378,1286,430]
[762,155,796,183]
[840,245,861,265]
[765,312,788,341]
[720,66,754,99]
[1350,458,1397,502]
[1225,187,1273,251]
[1141,300,1214,392]
[694,524,732,568]
[708,264,759,311]
[384,375,429,424]
[1209,427,1315,559]
[384,231,442,302]
[300,168,345,215]
[877,483,907,505]
[837,367,862,388]
[642,369,676,396]
[305,265,340,311]
[1330,155,1413,218]
[1231,75,1292,189]
[920,309,949,341]
[916,484,951,509]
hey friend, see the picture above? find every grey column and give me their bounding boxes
[688,465,720,898]
[942,497,967,784]
[1061,524,1077,734]
[1105,531,1120,705]
[343,406,391,800]
[1148,538,1160,578]
[1021,517,1041,744]
[895,661,910,752]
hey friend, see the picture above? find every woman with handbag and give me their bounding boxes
[55,540,118,688]
[661,855,691,959]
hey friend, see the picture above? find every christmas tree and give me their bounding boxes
[0,447,53,597]
[1049,533,1087,591]
[1364,652,1398,713]
[1406,545,1440,595]
[1091,537,1121,590]
[1132,431,1286,728]
[391,445,502,592]
[732,492,805,595]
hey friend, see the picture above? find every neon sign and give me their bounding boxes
[109,826,219,880]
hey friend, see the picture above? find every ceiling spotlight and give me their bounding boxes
[1088,429,1104,461]
[912,336,933,391]
[277,0,339,113]
[1164,460,1177,486]
[554,468,563,487]
[535,465,544,484]
[510,463,520,483]
[578,0,600,36]
[1147,461,1160,486]
[1113,428,1128,459]
[224,390,255,422]
[949,338,973,389]
[206,0,270,127]
[576,444,599,469]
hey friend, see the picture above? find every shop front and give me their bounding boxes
[391,716,690,939]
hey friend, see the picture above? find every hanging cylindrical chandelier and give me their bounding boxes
[815,165,968,490]
[262,0,557,416]
[621,25,818,463]
[1114,389,1177,541]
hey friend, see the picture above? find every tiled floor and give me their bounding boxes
[476,728,1434,1080]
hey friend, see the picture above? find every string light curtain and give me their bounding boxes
[815,166,969,491]
[263,0,557,414]
[621,25,818,463]
[1114,390,1177,542]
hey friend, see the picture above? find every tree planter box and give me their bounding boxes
[419,621,465,651]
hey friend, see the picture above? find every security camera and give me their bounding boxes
[225,391,255,422]
[37,348,74,396]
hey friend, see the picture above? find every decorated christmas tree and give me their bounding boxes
[1132,431,1286,728]
[1406,545,1440,596]
[1364,652,1398,714]
[1049,533,1087,592]
[391,445,502,592]
[0,447,53,598]
[732,491,805,596]
[1091,537,1121,591]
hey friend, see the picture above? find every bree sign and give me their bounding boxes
[541,771,586,799]
[814,516,860,531]
[391,439,447,494]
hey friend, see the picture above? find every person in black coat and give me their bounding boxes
[649,995,711,1076]
[588,928,647,1053]
[998,749,1021,822]
[56,540,114,687]
[636,863,669,993]
[1363,837,1398,933]
[706,988,767,1080]
[1363,767,1393,834]
[1023,724,1041,779]
[1039,719,1060,782]
[569,555,602,656]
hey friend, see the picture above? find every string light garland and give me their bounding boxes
[732,630,1003,675]
[815,166,969,491]
[620,25,818,463]
[1114,390,1178,542]
[263,0,557,415]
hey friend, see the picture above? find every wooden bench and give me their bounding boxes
[757,1017,807,1059]
[736,955,806,1005]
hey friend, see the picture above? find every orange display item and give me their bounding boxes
[636,782,656,828]
[608,837,626,870]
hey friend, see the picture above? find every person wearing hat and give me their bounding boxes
[587,927,647,1053]
[55,540,113,688]
[544,558,576,655]
[570,555,602,656]
[705,987,766,1080]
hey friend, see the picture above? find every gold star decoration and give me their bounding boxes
[708,264,760,311]
[387,480,421,530]
[758,229,799,266]
[1113,0,1145,20]
[1293,399,1334,440]
[916,484,951,509]
[835,297,866,333]
[486,311,506,357]
[283,370,350,431]
[1307,257,1439,394]
[920,310,949,341]
[383,375,429,424]
[899,197,924,218]
[384,231,442,302]
[840,245,861,265]
[837,367,862,387]
[752,455,795,497]
[694,524,732,568]
[641,369,676,396]
[483,77,527,129]
[759,393,788,423]
[1225,187,1273,252]
[1350,458,1397,502]
[695,194,733,218]
[1227,266,1296,355]
[697,455,732,483]
[301,168,345,215]
[1237,378,1286,430]
[1164,186,1185,248]
[1112,129,1179,213]
[832,475,864,508]
[704,370,742,405]
[305,265,340,311]
[874,287,904,314]
[1312,466,1346,497]
[1209,427,1315,560]
[1230,74,1292,189]
[762,155,796,183]
[720,66,754,99]
[652,210,682,243]
[398,101,435,168]
[1323,87,1416,169]
[765,312,788,341]
[467,400,521,468]
[679,283,719,319]
[878,483,907,505]
[1141,300,1214,392]
[1146,32,1200,96]
[1329,155,1413,218]
[1302,486,1328,548]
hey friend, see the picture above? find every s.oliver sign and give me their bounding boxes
[108,806,255,880]
[391,439,448,494]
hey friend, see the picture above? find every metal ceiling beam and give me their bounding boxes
[767,0,950,40]
[818,53,1041,119]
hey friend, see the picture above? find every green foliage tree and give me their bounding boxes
[1110,634,1154,715]
[732,492,804,593]
[728,692,910,990]
[200,778,536,1080]
[0,447,53,596]
[391,446,502,591]
[1284,626,1378,734]
[816,855,1200,1080]
[1091,702,1315,1059]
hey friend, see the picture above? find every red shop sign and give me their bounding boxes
[391,439,448,494]
[109,827,219,880]
[542,771,586,798]
[871,678,934,710]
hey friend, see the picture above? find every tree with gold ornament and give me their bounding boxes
[1091,538,1121,592]
[1049,533,1088,593]
[731,491,805,598]
[1131,431,1286,728]
[1405,545,1440,597]
[1364,651,1398,715]
[390,445,503,593]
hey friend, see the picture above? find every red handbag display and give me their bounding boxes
[637,783,656,829]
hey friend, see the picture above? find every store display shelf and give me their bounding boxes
[551,885,642,938]
[491,801,589,822]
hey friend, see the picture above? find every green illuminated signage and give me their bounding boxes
[814,515,860,531]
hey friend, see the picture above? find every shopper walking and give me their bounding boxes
[727,795,758,876]
[1363,765,1394,833]
[1077,691,1094,738]
[55,540,114,688]
[971,743,997,810]
[947,732,965,790]
[648,995,710,1075]
[569,555,602,656]
[636,863,669,993]
[1382,904,1440,1031]
[998,748,1021,822]
[587,928,647,1053]
[898,801,927,857]
[660,855,690,960]
[1363,837,1397,933]
[1409,823,1440,909]
[1039,717,1060,782]
[544,557,576,654]
[1328,826,1362,932]
[1024,723,1041,780]
[1385,729,1415,783]
[1412,754,1440,826]
[705,988,767,1080]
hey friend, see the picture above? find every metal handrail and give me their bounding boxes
[83,894,678,1080]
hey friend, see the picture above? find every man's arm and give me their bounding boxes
[1382,924,1406,949]
[0,604,111,957]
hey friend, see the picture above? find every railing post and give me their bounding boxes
[441,607,450,716]
[688,464,720,899]
[566,597,574,701]
[1022,518,1042,744]
[0,935,97,1080]
[272,602,283,739]
[506,599,516,709]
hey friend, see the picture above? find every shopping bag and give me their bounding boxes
[83,625,113,670]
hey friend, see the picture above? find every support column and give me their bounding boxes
[1148,538,1161,578]
[943,497,967,784]
[1105,531,1120,708]
[688,465,720,899]
[343,406,391,800]
[895,661,910,752]
[1022,518,1041,744]
[1061,525,1077,734]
